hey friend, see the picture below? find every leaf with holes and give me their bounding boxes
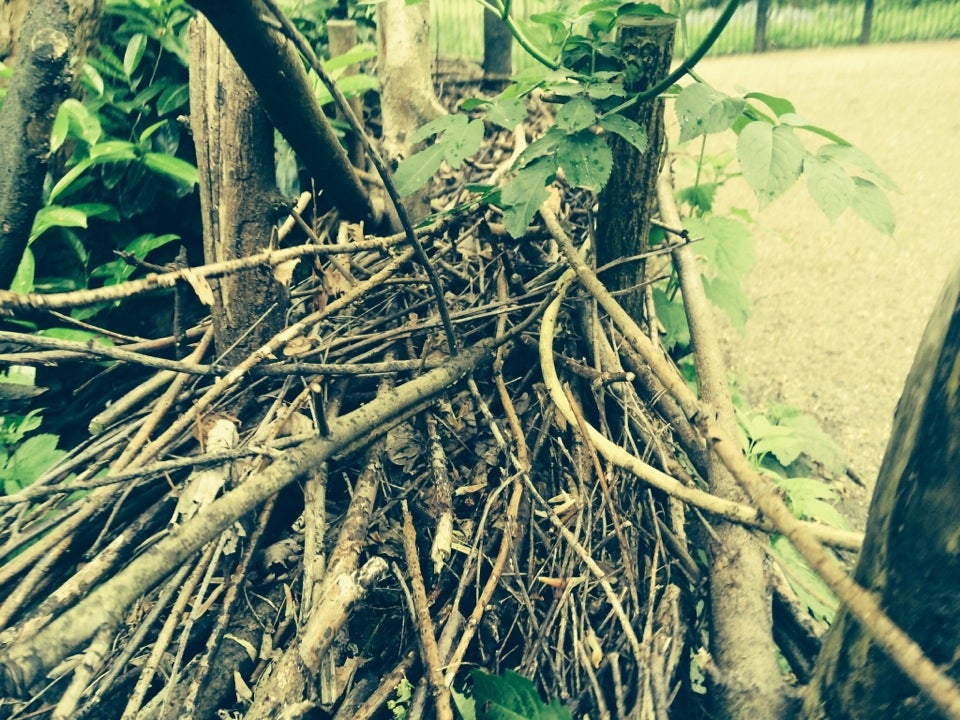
[676,83,746,142]
[556,131,612,191]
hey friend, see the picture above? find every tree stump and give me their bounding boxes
[804,260,960,718]
[596,15,676,322]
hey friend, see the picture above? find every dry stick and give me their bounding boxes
[120,542,218,720]
[561,382,640,610]
[262,0,460,355]
[0,336,498,696]
[401,501,453,720]
[539,209,863,550]
[74,562,194,720]
[0,324,207,365]
[0,330,216,641]
[0,536,68,630]
[655,172,960,718]
[0,231,411,313]
[138,249,414,469]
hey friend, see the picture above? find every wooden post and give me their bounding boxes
[190,17,286,363]
[595,15,677,322]
[327,19,364,168]
[754,0,770,52]
[860,0,875,44]
[482,8,512,92]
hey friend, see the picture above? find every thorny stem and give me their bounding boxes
[261,0,461,355]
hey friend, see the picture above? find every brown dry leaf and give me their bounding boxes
[283,336,313,358]
[181,267,215,306]
[273,258,299,287]
[234,670,254,704]
[323,263,352,296]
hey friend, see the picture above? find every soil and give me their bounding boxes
[683,40,960,525]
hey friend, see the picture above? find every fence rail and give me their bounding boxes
[434,0,960,66]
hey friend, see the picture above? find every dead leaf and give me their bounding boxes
[181,267,215,306]
[273,259,299,287]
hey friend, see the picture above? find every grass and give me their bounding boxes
[432,0,960,70]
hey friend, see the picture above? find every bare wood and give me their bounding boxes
[659,170,789,719]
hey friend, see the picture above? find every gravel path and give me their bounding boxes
[687,41,960,519]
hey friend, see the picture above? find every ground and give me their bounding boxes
[682,40,960,522]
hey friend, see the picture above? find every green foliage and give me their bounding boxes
[452,670,571,720]
[11,0,198,313]
[387,676,414,720]
[770,535,839,622]
[0,434,65,496]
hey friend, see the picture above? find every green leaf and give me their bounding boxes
[123,33,148,78]
[653,287,690,351]
[703,274,750,329]
[685,215,754,283]
[555,97,596,133]
[324,43,377,73]
[618,2,673,17]
[142,152,198,188]
[10,248,35,295]
[51,98,102,152]
[517,128,564,167]
[501,159,555,238]
[486,97,528,131]
[744,91,795,117]
[770,535,838,622]
[452,688,477,720]
[80,62,105,96]
[556,131,611,191]
[851,177,895,235]
[394,143,446,196]
[778,114,849,145]
[410,114,464,144]
[156,83,190,115]
[0,434,64,494]
[89,140,138,161]
[675,83,746,142]
[29,206,88,244]
[315,73,379,106]
[737,122,804,205]
[767,405,847,474]
[818,143,897,190]
[804,155,855,221]
[471,669,571,720]
[598,113,647,153]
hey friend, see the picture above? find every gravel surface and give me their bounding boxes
[682,41,960,521]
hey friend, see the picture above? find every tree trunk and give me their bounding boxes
[187,0,375,224]
[804,260,960,719]
[482,8,512,92]
[189,17,286,364]
[0,0,71,290]
[376,0,445,161]
[595,15,675,322]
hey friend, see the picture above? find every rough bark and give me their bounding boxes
[189,17,286,365]
[0,0,30,62]
[376,0,445,160]
[482,8,512,92]
[595,16,674,322]
[0,0,71,290]
[187,0,374,223]
[804,260,960,719]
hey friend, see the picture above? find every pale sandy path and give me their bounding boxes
[685,41,960,515]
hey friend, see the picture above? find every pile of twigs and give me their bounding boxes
[0,118,863,719]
